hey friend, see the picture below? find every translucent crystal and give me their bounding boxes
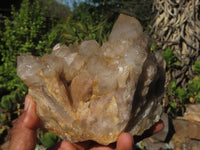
[17,14,165,145]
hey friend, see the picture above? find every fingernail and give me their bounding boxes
[24,95,31,111]
[27,96,35,114]
[24,95,35,114]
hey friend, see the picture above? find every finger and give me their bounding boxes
[152,120,164,134]
[75,140,116,150]
[116,133,134,150]
[89,144,114,150]
[73,141,93,150]
[9,95,39,150]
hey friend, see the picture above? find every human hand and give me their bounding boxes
[9,95,164,150]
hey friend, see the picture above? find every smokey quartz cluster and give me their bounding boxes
[17,14,165,145]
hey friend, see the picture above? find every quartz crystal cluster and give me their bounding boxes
[17,14,165,145]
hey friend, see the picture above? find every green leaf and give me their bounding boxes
[0,113,8,125]
[197,93,200,102]
[188,79,200,95]
[169,101,177,109]
[169,81,176,95]
[0,127,7,135]
[1,96,12,110]
[162,48,175,66]
[176,88,187,100]
[173,61,181,66]
[150,44,157,52]
[40,132,60,148]
[193,61,200,74]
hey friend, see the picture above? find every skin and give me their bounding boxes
[9,95,164,150]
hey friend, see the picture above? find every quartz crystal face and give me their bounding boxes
[17,14,165,145]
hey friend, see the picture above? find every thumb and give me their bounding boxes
[9,95,39,150]
[116,133,134,150]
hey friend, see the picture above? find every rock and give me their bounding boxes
[183,104,200,122]
[189,121,200,140]
[170,119,200,150]
[17,14,165,145]
[183,104,200,140]
[138,139,171,150]
[169,119,189,149]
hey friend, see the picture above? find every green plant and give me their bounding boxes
[162,48,185,117]
[167,76,200,117]
[187,76,200,101]
[0,113,9,126]
[0,125,9,138]
[162,48,175,66]
[57,2,117,46]
[0,0,61,142]
[167,81,187,116]
[169,101,177,110]
[193,61,200,74]
[150,44,157,52]
[162,48,180,67]
[39,131,61,148]
[0,113,10,142]
[197,93,200,102]
[176,88,187,101]
[169,81,176,95]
